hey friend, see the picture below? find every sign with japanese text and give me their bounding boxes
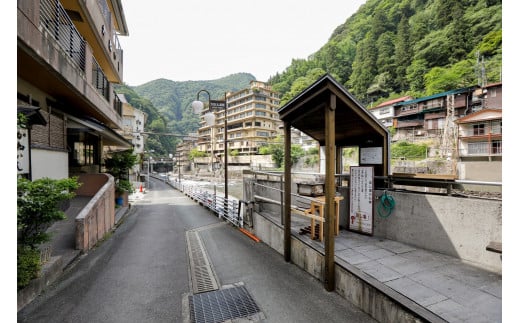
[349,166,374,235]
[17,127,29,174]
[360,147,382,164]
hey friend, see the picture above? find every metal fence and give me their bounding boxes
[169,180,243,228]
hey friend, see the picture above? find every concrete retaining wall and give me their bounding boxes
[75,174,115,251]
[247,177,502,273]
[372,190,501,273]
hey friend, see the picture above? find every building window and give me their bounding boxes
[491,120,502,134]
[473,123,485,135]
[492,140,502,154]
[73,142,95,165]
[467,142,488,155]
[256,131,269,137]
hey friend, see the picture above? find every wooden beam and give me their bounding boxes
[324,94,336,291]
[283,122,292,262]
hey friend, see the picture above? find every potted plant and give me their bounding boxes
[104,149,137,207]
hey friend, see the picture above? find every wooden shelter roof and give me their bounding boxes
[278,74,389,148]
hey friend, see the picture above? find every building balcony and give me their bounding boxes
[395,120,423,128]
[18,0,123,128]
[60,0,125,82]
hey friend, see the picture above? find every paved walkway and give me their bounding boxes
[261,211,502,323]
[42,196,130,273]
[33,189,502,322]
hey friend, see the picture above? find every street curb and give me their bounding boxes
[17,255,63,312]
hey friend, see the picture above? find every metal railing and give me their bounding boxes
[92,57,110,101]
[113,90,122,116]
[40,0,86,71]
[169,180,243,227]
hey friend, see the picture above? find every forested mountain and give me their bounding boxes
[115,73,255,156]
[116,0,501,155]
[269,0,502,107]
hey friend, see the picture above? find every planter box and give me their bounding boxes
[296,182,324,197]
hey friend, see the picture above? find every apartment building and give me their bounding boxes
[369,96,412,128]
[175,133,198,172]
[118,94,147,154]
[393,87,477,142]
[196,81,282,160]
[290,128,318,152]
[114,94,147,181]
[17,0,130,180]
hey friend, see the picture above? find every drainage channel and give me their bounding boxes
[186,229,219,294]
[186,225,263,323]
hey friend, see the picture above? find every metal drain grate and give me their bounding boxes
[186,230,219,294]
[189,285,261,323]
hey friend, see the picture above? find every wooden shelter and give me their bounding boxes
[278,74,390,291]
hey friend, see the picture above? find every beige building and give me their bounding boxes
[196,81,282,161]
[17,0,130,179]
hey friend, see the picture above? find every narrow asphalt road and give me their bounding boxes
[18,178,375,323]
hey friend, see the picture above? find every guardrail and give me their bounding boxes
[168,179,244,228]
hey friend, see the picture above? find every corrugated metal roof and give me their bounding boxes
[394,87,475,107]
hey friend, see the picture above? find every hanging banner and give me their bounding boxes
[349,166,374,235]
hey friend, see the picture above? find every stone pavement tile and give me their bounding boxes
[340,236,370,249]
[359,247,395,260]
[410,270,501,321]
[399,249,454,271]
[375,239,417,254]
[385,277,448,307]
[356,260,403,282]
[427,299,497,323]
[432,262,502,293]
[336,248,372,265]
[377,254,437,276]
[334,238,350,251]
[480,280,501,298]
[352,243,380,253]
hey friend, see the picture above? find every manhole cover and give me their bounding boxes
[189,285,262,323]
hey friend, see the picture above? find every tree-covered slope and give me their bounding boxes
[115,73,255,156]
[132,73,255,135]
[269,0,502,106]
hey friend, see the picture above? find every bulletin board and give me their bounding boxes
[348,166,374,235]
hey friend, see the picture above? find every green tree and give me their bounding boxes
[348,32,378,102]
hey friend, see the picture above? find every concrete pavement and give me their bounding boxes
[18,181,503,322]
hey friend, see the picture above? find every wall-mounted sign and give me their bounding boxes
[17,127,29,174]
[360,147,382,164]
[349,166,374,235]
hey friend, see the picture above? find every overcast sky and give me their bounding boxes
[118,0,366,86]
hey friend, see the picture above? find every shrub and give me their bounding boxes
[104,149,137,180]
[17,246,41,290]
[391,141,428,159]
[17,177,81,248]
[115,179,134,194]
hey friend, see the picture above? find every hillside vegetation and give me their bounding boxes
[269,0,501,106]
[116,73,254,156]
[116,0,501,156]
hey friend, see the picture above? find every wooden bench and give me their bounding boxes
[486,241,502,254]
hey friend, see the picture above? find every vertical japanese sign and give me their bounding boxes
[349,166,374,235]
[17,127,29,175]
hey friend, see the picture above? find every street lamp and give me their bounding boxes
[192,89,228,200]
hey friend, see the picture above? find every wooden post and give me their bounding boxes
[283,122,292,262]
[324,94,336,291]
